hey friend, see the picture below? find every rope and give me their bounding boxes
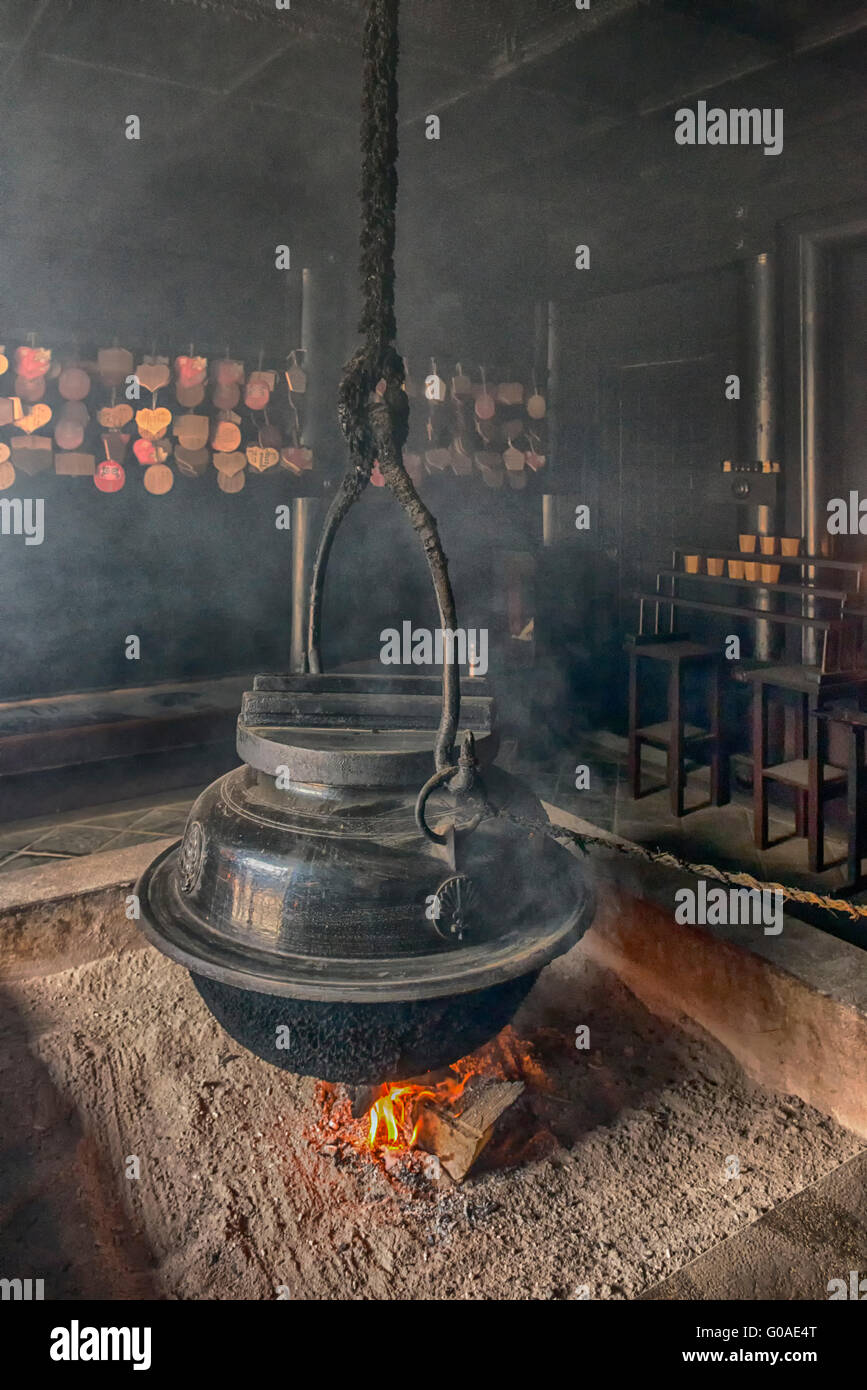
[491,809,867,923]
[305,0,461,773]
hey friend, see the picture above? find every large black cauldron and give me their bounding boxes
[136,673,594,1083]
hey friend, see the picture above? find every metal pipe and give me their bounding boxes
[744,252,780,662]
[290,267,319,672]
[800,237,823,665]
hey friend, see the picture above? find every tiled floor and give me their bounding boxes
[0,786,204,876]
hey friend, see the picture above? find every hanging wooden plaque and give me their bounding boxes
[212,382,241,411]
[55,451,95,477]
[0,397,21,426]
[214,359,245,388]
[211,420,242,453]
[143,463,174,494]
[496,382,524,407]
[0,460,14,490]
[218,469,245,493]
[0,347,8,377]
[136,407,172,440]
[0,442,9,464]
[245,371,276,407]
[176,383,206,409]
[212,451,246,478]
[136,361,171,393]
[503,445,525,473]
[258,422,282,449]
[54,415,86,451]
[97,347,134,386]
[246,445,279,472]
[280,446,313,472]
[11,437,53,475]
[98,403,134,429]
[16,375,45,403]
[526,393,546,420]
[174,414,210,450]
[17,403,52,434]
[58,366,91,401]
[175,446,209,477]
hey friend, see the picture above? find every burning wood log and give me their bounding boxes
[414,1076,525,1182]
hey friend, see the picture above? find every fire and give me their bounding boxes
[306,1027,551,1169]
[367,1075,468,1151]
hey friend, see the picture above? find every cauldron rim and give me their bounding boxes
[135,839,595,1004]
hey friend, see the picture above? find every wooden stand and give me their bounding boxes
[627,637,729,817]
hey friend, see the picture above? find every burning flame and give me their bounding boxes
[367,1075,469,1151]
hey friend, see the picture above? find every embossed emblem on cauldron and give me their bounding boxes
[178,820,205,895]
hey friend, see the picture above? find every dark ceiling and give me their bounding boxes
[0,0,864,343]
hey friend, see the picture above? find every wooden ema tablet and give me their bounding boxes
[0,348,8,376]
[503,445,525,473]
[11,437,52,475]
[136,407,172,440]
[16,375,45,403]
[98,403,134,429]
[213,358,245,388]
[143,464,173,494]
[0,460,14,490]
[55,451,95,477]
[58,366,91,401]
[212,451,245,478]
[176,383,205,409]
[97,347,133,387]
[496,382,524,407]
[174,414,209,450]
[218,469,245,493]
[285,360,307,393]
[135,361,170,392]
[54,415,85,451]
[175,446,209,477]
[258,422,282,449]
[0,398,21,426]
[246,445,279,472]
[17,403,52,434]
[211,419,241,453]
[212,382,240,411]
[526,393,546,420]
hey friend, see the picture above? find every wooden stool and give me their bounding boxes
[814,709,867,889]
[739,665,867,870]
[627,638,729,817]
